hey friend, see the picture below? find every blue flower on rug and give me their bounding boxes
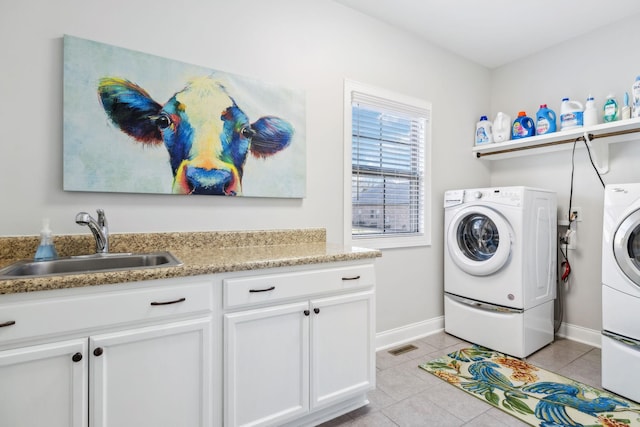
[522,382,629,427]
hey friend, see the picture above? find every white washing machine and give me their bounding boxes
[444,186,557,358]
[602,183,640,403]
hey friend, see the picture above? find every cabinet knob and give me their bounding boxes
[72,352,83,363]
[314,308,320,314]
[303,310,310,316]
[93,347,104,357]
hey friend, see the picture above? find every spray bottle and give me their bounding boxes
[34,218,58,261]
[621,92,631,120]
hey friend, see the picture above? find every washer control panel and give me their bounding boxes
[444,187,525,208]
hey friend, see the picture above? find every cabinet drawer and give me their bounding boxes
[0,281,212,346]
[224,264,374,309]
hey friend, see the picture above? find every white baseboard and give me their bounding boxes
[555,321,602,348]
[376,317,601,352]
[375,316,444,351]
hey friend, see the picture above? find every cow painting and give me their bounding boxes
[97,76,294,196]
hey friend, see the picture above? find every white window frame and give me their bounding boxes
[343,79,431,249]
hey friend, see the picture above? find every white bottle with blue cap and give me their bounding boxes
[475,116,493,145]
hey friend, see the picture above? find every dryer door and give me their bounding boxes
[447,206,512,276]
[614,209,640,287]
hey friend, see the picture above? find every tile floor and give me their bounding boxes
[319,332,602,427]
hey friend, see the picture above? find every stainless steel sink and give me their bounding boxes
[0,251,183,278]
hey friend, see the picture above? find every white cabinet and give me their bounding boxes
[0,257,377,427]
[223,263,376,427]
[0,339,88,427]
[310,292,374,410]
[0,280,213,427]
[90,318,211,427]
[224,301,310,427]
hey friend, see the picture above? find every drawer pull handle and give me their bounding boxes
[249,286,276,293]
[150,297,186,306]
[0,320,16,328]
[342,275,361,281]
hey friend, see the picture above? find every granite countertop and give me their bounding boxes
[0,229,381,295]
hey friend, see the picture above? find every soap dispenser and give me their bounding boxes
[34,218,58,261]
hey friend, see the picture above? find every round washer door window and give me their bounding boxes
[614,209,640,287]
[447,206,512,276]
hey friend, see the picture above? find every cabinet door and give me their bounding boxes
[89,317,211,427]
[224,301,309,427]
[310,290,375,410]
[0,338,88,427]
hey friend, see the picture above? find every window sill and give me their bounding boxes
[351,235,431,250]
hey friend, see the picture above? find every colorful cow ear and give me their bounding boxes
[249,116,293,158]
[98,77,164,144]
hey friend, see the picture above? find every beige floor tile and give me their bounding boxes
[376,362,436,401]
[382,391,465,426]
[421,381,492,422]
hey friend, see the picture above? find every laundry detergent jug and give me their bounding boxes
[535,104,556,135]
[560,98,584,130]
[493,112,511,142]
[475,115,493,145]
[512,111,535,139]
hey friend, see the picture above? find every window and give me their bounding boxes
[344,80,431,249]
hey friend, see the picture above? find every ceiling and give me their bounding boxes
[333,0,640,68]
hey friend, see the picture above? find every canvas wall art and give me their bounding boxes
[63,35,306,198]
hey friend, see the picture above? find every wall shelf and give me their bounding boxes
[472,117,640,174]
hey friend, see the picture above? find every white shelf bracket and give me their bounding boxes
[584,131,609,174]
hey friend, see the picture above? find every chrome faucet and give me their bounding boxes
[75,209,109,253]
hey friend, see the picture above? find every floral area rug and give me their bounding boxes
[419,345,640,427]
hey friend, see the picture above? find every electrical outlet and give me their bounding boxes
[569,207,582,222]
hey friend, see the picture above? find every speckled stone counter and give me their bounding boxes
[0,229,380,295]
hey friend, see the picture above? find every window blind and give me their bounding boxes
[351,91,428,238]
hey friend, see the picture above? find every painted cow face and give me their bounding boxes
[98,76,293,195]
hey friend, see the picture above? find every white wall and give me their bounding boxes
[489,13,640,331]
[0,0,490,333]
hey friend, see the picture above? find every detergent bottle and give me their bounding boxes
[632,76,640,118]
[475,116,493,145]
[512,111,535,139]
[603,93,618,122]
[492,112,511,142]
[560,98,584,130]
[583,95,598,127]
[535,104,556,135]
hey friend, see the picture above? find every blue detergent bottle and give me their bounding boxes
[535,104,556,135]
[512,111,535,139]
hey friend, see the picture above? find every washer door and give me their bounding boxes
[447,206,512,276]
[613,209,640,286]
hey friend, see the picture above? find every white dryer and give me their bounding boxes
[444,186,557,358]
[602,183,640,403]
